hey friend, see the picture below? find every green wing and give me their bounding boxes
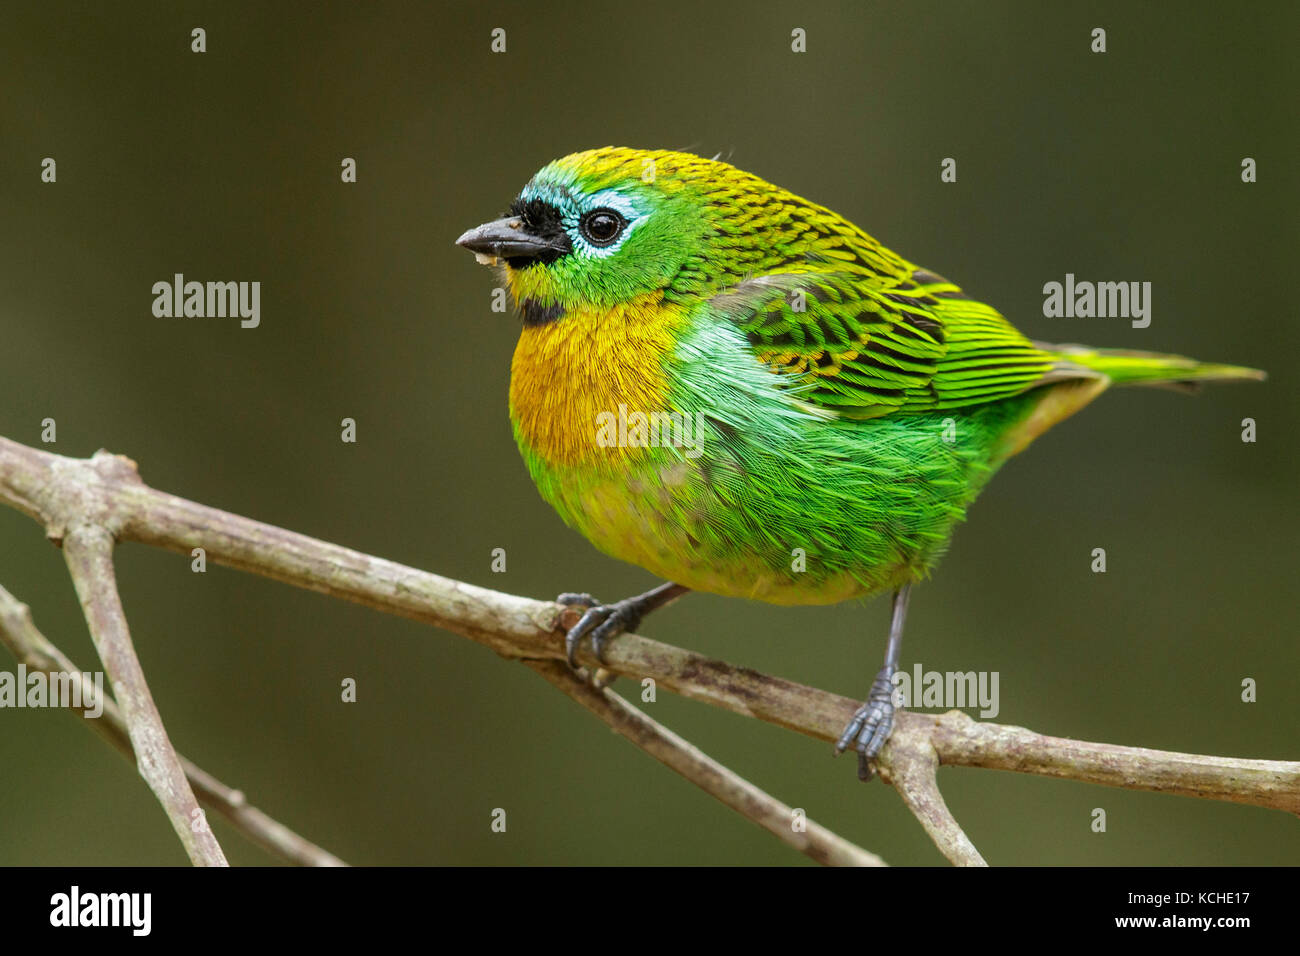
[707,268,1077,419]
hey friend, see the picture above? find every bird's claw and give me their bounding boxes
[557,593,644,669]
[835,666,897,782]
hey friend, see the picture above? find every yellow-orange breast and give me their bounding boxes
[508,292,689,467]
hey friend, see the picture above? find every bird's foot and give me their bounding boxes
[556,592,647,669]
[835,665,897,782]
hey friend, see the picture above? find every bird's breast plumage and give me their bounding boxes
[508,291,689,468]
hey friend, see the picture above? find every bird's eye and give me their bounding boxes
[579,208,625,247]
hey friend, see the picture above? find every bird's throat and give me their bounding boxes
[508,293,688,467]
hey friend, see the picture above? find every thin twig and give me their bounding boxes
[525,659,886,866]
[61,523,228,866]
[882,729,985,866]
[0,583,345,866]
[925,712,1300,813]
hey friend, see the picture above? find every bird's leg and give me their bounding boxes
[835,583,912,782]
[557,582,690,668]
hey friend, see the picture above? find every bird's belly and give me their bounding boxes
[524,415,992,606]
[537,460,888,605]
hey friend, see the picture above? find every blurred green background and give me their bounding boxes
[1,1,1296,865]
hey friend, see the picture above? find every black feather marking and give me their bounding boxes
[889,320,945,344]
[816,315,844,344]
[520,298,565,326]
[850,385,906,398]
[904,313,944,338]
[864,341,924,364]
[849,352,935,375]
[854,308,890,328]
[505,198,572,266]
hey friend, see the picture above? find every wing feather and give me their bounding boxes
[706,269,1077,419]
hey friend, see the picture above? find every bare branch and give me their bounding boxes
[3,436,1298,865]
[0,583,345,866]
[924,711,1300,814]
[882,729,985,866]
[525,659,886,866]
[61,523,228,866]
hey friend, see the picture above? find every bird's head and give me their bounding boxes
[457,147,831,321]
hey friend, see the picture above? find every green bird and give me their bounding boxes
[457,146,1264,779]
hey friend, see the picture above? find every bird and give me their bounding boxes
[456,146,1265,780]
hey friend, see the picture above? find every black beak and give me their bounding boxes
[455,217,569,261]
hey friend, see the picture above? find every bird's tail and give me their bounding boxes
[1037,342,1267,392]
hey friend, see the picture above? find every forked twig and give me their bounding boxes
[0,583,345,866]
[2,437,1297,864]
[526,659,886,866]
[62,524,227,866]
